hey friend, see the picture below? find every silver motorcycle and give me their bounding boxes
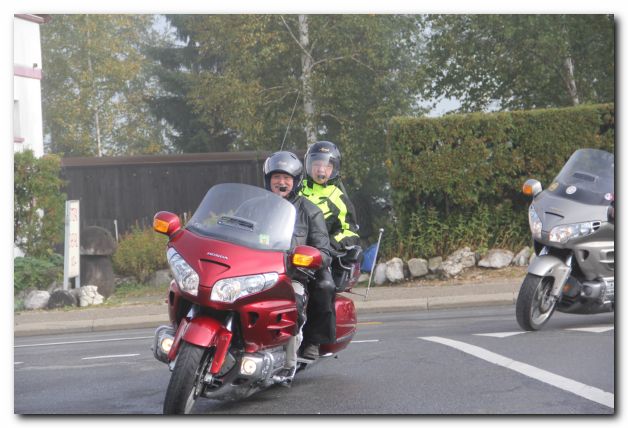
[516,148,614,331]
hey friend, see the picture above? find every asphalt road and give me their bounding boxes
[14,305,614,415]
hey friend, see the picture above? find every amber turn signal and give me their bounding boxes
[154,218,170,234]
[292,254,314,267]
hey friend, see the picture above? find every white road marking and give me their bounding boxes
[352,339,379,343]
[473,332,527,338]
[419,336,614,409]
[81,353,140,360]
[14,362,24,365]
[566,326,614,333]
[14,336,153,348]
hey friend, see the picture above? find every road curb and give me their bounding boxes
[14,294,517,337]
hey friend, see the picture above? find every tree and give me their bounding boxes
[41,14,168,156]
[420,14,614,111]
[153,15,425,236]
[176,16,421,165]
[145,15,237,153]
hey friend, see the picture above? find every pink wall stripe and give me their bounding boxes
[14,14,48,24]
[14,65,42,80]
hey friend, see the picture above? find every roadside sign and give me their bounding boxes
[63,200,81,290]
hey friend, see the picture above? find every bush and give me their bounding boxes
[14,150,66,257]
[112,226,169,283]
[14,254,64,297]
[384,103,615,258]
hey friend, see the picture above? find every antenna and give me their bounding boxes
[280,91,300,151]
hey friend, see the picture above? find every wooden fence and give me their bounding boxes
[60,151,297,239]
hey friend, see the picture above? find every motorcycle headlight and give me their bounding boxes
[167,248,200,296]
[549,222,597,244]
[210,273,279,304]
[528,205,543,240]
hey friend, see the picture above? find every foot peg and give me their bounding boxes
[272,367,296,387]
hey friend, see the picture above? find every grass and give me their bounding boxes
[104,280,167,306]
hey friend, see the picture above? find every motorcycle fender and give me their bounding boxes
[527,254,572,297]
[174,316,233,375]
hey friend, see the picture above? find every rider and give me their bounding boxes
[263,151,333,381]
[301,141,360,251]
[299,141,360,359]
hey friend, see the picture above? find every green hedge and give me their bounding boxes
[384,103,614,259]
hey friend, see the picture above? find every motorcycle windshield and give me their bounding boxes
[549,148,614,205]
[186,183,296,251]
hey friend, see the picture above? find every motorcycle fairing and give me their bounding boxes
[320,295,357,355]
[239,297,298,353]
[169,232,287,292]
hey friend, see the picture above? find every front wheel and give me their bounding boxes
[516,273,557,331]
[163,341,212,414]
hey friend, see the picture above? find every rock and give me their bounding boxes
[428,256,443,273]
[24,290,50,310]
[78,285,105,307]
[385,257,405,283]
[478,249,514,269]
[446,247,476,268]
[81,255,116,298]
[407,258,429,278]
[357,273,370,283]
[438,247,477,278]
[80,226,117,256]
[374,262,388,285]
[70,288,82,301]
[441,260,464,278]
[512,247,532,266]
[47,289,78,309]
[147,269,173,288]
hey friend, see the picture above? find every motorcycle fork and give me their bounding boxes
[548,251,573,303]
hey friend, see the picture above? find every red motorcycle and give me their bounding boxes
[151,183,358,414]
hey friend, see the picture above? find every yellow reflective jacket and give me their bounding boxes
[300,178,360,250]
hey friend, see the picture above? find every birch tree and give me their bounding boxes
[42,14,167,156]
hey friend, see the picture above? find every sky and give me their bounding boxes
[3,0,626,424]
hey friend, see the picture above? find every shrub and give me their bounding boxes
[112,226,169,283]
[14,150,66,257]
[14,254,64,297]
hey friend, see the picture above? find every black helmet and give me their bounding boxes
[305,141,341,183]
[263,151,304,198]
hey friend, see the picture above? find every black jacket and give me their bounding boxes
[289,194,332,269]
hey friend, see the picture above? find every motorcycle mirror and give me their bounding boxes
[153,211,182,237]
[522,179,543,197]
[291,245,323,270]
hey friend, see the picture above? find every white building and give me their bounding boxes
[13,14,48,158]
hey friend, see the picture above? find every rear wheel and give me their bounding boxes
[163,342,212,414]
[516,273,557,331]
